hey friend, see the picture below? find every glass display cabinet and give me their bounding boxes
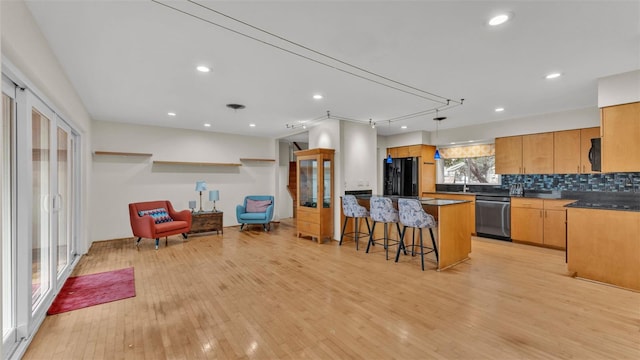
[295,148,334,243]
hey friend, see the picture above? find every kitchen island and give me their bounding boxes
[354,196,473,270]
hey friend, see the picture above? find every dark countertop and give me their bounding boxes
[429,190,640,212]
[565,201,640,212]
[353,194,469,206]
[429,190,563,199]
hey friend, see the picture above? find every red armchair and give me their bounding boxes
[129,200,192,249]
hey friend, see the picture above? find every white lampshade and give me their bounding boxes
[195,181,207,192]
[209,190,219,201]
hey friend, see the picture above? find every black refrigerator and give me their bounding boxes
[383,157,419,196]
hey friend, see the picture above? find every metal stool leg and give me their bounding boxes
[429,228,439,261]
[354,217,360,251]
[397,222,407,255]
[366,221,377,253]
[340,216,349,246]
[395,226,407,262]
[419,229,425,271]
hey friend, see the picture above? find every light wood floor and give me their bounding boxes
[24,219,640,359]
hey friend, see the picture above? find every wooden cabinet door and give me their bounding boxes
[396,146,410,158]
[511,207,543,244]
[495,136,522,174]
[387,147,398,159]
[408,145,422,157]
[579,127,600,174]
[420,145,436,194]
[522,132,554,174]
[543,209,566,249]
[553,130,580,174]
[601,102,640,172]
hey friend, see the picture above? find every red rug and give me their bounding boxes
[47,267,136,315]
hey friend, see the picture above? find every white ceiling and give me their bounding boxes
[25,0,639,141]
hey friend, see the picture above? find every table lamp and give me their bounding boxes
[195,181,207,212]
[209,190,219,212]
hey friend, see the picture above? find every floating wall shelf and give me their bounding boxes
[153,160,242,167]
[93,151,153,157]
[240,158,276,162]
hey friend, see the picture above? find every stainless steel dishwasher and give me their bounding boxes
[475,194,511,240]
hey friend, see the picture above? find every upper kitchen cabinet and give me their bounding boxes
[554,130,580,174]
[522,133,554,174]
[554,127,600,174]
[601,102,640,172]
[496,133,553,174]
[495,136,522,174]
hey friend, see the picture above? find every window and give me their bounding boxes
[437,144,499,185]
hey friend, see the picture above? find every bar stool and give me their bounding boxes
[366,196,406,260]
[339,195,371,251]
[395,198,439,271]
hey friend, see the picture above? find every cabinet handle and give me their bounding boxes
[540,210,543,218]
[545,210,547,218]
[577,165,580,173]
[583,165,586,173]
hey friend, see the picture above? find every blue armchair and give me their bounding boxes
[236,195,275,231]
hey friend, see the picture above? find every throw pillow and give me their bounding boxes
[246,199,272,213]
[138,207,174,224]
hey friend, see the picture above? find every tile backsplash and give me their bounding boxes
[501,173,640,192]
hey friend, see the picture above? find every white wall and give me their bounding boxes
[91,121,277,242]
[429,107,599,146]
[1,0,93,252]
[341,121,377,192]
[277,141,293,219]
[598,69,640,107]
[383,131,431,148]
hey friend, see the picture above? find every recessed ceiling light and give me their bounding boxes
[495,107,504,112]
[196,65,211,73]
[545,72,562,79]
[313,94,323,100]
[401,125,408,129]
[249,123,256,127]
[489,13,510,26]
[204,123,211,127]
[167,112,176,116]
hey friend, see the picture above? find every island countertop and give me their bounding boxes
[352,194,470,207]
[348,195,473,270]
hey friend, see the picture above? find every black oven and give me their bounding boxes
[475,194,511,241]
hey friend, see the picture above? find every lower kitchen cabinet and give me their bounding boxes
[567,208,640,291]
[511,198,574,249]
[511,205,544,245]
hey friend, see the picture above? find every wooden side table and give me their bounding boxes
[190,211,223,235]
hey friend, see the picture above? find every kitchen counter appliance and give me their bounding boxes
[476,194,511,240]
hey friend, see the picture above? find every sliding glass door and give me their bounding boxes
[55,122,76,281]
[3,79,81,357]
[2,79,17,356]
[30,105,52,310]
